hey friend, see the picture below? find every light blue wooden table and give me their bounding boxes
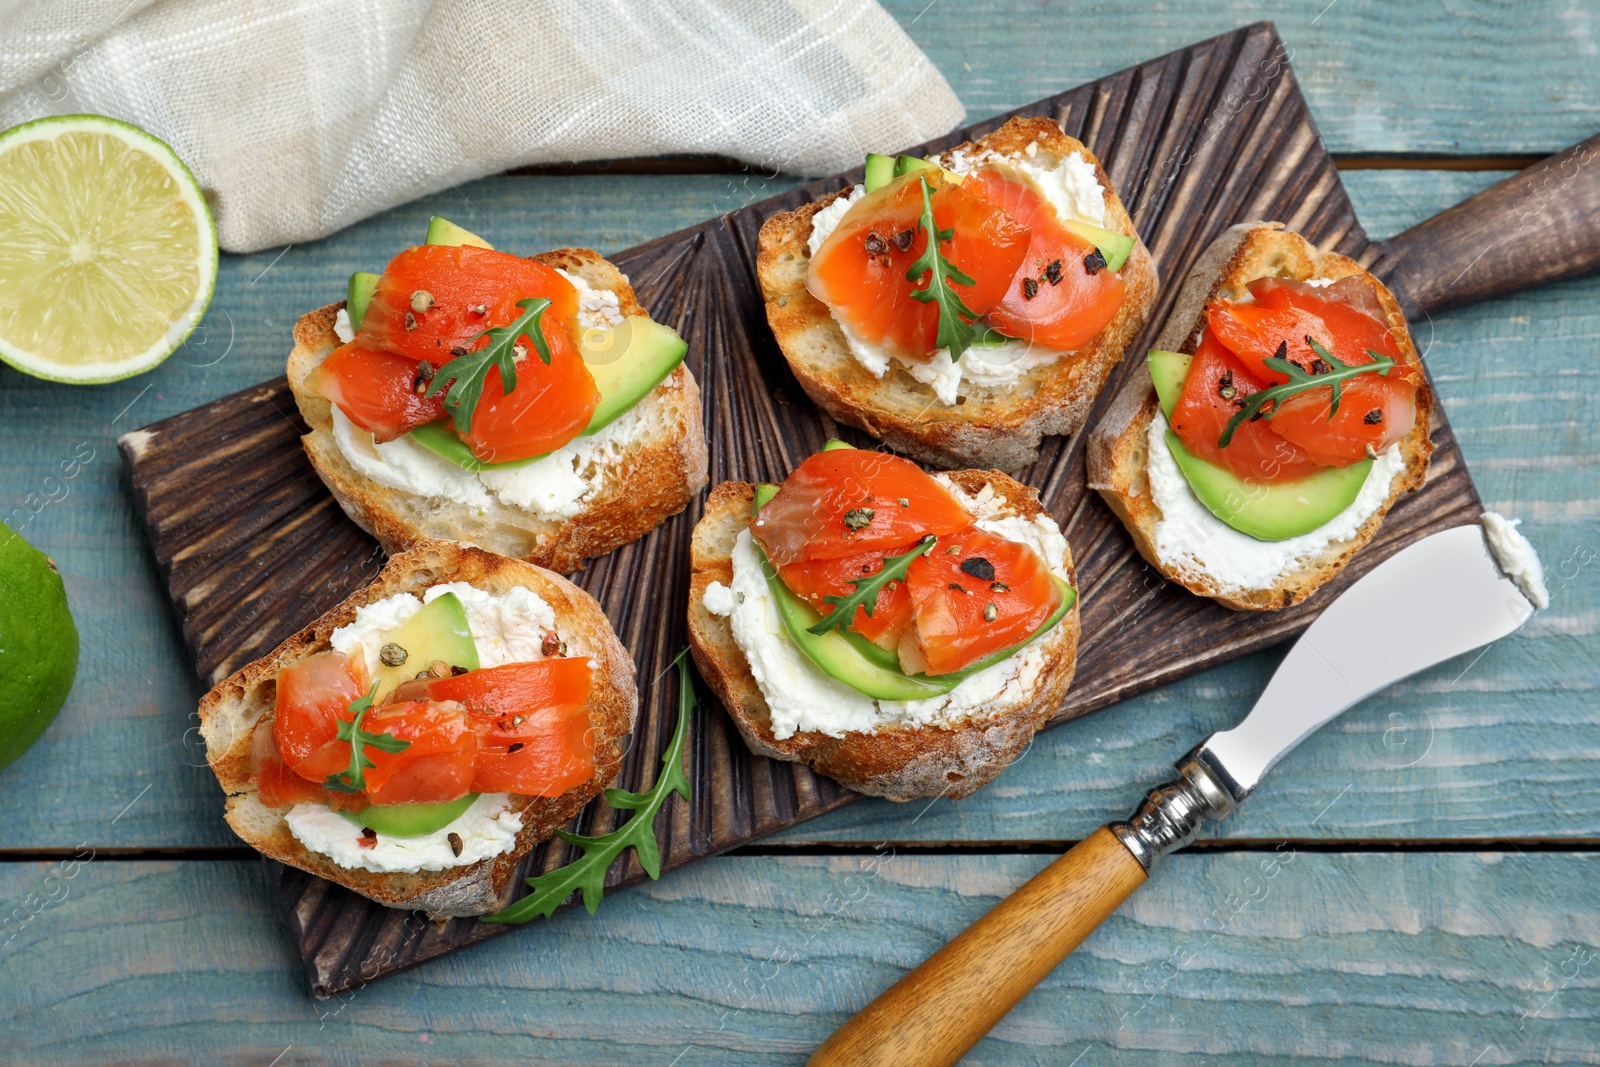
[2,4,1597,1063]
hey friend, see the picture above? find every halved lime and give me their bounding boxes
[0,115,217,383]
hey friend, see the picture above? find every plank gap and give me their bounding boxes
[0,847,257,862]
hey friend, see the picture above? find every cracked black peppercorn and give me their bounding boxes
[959,557,996,581]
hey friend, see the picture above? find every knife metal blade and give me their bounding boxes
[1113,522,1538,866]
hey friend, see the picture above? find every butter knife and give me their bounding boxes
[807,523,1538,1067]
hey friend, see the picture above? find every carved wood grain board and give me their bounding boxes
[119,22,1482,996]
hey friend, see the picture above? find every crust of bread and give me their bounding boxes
[756,116,1158,472]
[287,248,708,574]
[196,540,638,918]
[1085,222,1435,611]
[687,471,1080,802]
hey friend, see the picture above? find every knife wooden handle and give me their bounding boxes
[806,827,1146,1067]
[1374,133,1600,316]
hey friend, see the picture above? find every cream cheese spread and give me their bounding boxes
[1481,511,1549,609]
[285,792,522,874]
[702,477,1070,739]
[1144,409,1407,594]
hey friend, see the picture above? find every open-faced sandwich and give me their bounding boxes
[688,442,1079,800]
[288,217,708,573]
[197,539,637,917]
[1088,222,1434,610]
[757,116,1158,471]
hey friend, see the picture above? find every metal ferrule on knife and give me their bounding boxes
[1110,746,1240,871]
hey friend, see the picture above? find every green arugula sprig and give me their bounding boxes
[806,535,936,637]
[426,296,554,434]
[1218,337,1396,448]
[906,176,981,361]
[485,652,695,924]
[323,683,409,794]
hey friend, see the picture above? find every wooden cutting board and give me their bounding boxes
[119,22,1484,996]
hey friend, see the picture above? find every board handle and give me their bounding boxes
[1374,134,1600,316]
[806,828,1147,1067]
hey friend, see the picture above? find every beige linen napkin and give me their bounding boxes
[0,0,963,252]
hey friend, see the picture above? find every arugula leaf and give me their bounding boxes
[905,175,981,361]
[485,651,695,924]
[1218,337,1396,449]
[805,535,936,637]
[322,683,408,794]
[425,296,554,435]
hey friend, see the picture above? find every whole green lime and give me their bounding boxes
[0,526,79,770]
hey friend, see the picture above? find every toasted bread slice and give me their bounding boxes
[687,470,1079,801]
[1086,222,1434,611]
[196,540,637,918]
[287,248,708,574]
[757,117,1158,472]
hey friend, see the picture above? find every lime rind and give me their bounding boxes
[0,525,79,770]
[0,114,217,384]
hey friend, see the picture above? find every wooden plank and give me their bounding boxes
[883,0,1600,157]
[2,853,1597,1063]
[112,26,1511,994]
[0,168,1592,852]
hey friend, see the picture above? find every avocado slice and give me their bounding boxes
[1063,219,1134,272]
[1148,349,1191,414]
[893,154,938,179]
[579,316,688,436]
[346,271,379,331]
[366,591,480,700]
[339,793,480,838]
[864,153,897,193]
[971,325,1014,348]
[749,483,1075,699]
[1147,349,1375,541]
[406,421,539,471]
[892,153,963,186]
[425,216,493,249]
